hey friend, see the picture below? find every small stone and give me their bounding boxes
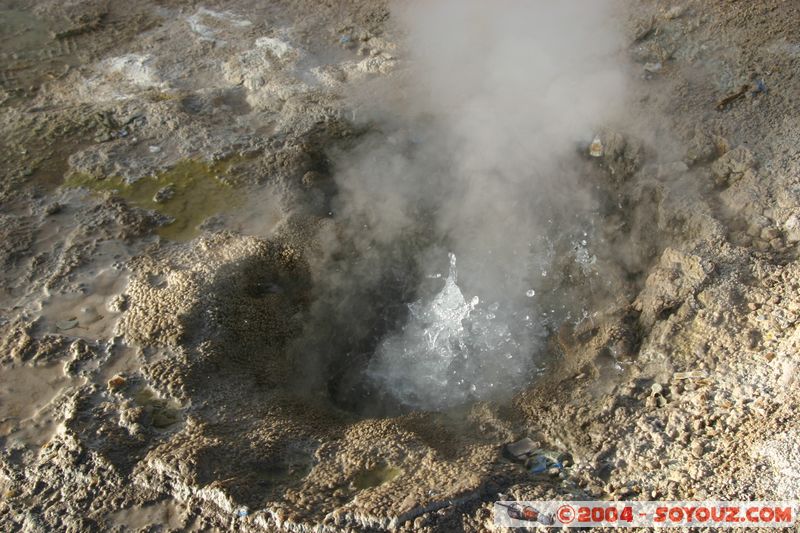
[56,319,79,330]
[664,6,685,19]
[45,202,63,216]
[651,383,664,396]
[589,136,604,157]
[644,62,662,74]
[504,437,537,461]
[153,184,176,203]
[108,374,126,390]
[691,441,704,458]
[761,227,781,241]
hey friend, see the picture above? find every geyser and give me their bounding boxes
[293,0,626,413]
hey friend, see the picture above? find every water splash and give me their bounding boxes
[367,253,542,410]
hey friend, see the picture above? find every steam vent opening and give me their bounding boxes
[5,0,800,531]
[301,145,629,418]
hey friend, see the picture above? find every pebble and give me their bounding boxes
[691,442,705,458]
[504,437,537,461]
[644,62,662,74]
[153,184,176,203]
[761,227,780,241]
[664,6,685,19]
[108,374,126,390]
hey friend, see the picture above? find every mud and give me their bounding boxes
[1,0,799,531]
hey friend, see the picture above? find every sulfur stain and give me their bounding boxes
[63,159,243,241]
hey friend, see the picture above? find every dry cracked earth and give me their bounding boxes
[1,0,799,531]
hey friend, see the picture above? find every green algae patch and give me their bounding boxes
[352,465,403,490]
[64,159,243,241]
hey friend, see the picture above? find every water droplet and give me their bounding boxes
[526,289,536,297]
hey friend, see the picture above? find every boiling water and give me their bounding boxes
[367,253,543,409]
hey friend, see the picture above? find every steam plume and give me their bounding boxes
[295,0,627,412]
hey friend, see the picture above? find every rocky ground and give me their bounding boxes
[0,0,799,531]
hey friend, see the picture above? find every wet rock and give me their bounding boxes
[45,202,64,216]
[153,184,176,203]
[503,438,537,462]
[56,319,79,331]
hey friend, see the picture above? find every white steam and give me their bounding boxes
[312,0,628,410]
[397,0,626,295]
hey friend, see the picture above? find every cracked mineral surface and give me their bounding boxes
[1,0,800,531]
